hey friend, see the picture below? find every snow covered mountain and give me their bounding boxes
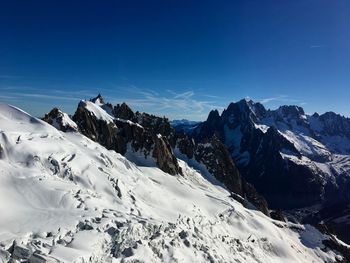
[1,101,350,262]
[185,99,350,244]
[170,119,199,134]
[190,99,350,209]
[66,95,269,216]
[170,119,199,127]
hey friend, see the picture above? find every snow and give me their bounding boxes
[115,117,143,129]
[93,97,104,106]
[51,110,78,131]
[80,100,143,129]
[254,123,269,133]
[278,130,331,160]
[319,134,350,154]
[79,100,115,123]
[0,103,345,263]
[61,112,78,130]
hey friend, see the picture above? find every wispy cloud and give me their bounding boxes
[109,87,223,120]
[310,45,326,49]
[0,95,16,99]
[259,95,306,106]
[0,85,223,120]
[259,96,287,104]
[6,92,81,101]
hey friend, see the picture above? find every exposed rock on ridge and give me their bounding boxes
[71,97,182,176]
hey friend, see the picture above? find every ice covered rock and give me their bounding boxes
[42,108,78,132]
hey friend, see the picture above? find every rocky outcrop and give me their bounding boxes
[176,134,269,215]
[113,102,135,120]
[73,102,120,151]
[70,97,182,175]
[153,135,181,175]
[42,108,78,132]
[270,209,287,222]
[193,135,243,196]
[241,180,270,216]
[317,112,350,138]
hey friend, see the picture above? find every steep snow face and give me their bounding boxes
[42,108,78,132]
[79,100,115,123]
[56,111,78,130]
[0,103,346,262]
[79,99,143,129]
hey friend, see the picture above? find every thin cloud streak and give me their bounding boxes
[259,95,305,105]
[8,92,81,101]
[310,45,326,49]
[109,88,223,120]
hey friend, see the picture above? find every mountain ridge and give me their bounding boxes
[2,101,350,262]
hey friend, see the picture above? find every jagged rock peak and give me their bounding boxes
[206,109,220,123]
[320,111,350,121]
[90,93,105,105]
[275,105,305,118]
[113,102,135,120]
[318,111,350,138]
[222,99,266,123]
[42,107,78,132]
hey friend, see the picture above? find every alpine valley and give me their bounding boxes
[0,94,349,263]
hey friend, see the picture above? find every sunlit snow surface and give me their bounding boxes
[0,104,346,262]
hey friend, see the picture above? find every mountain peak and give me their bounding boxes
[222,99,266,124]
[113,102,135,120]
[90,93,105,105]
[275,105,305,119]
[206,109,221,124]
[42,107,78,132]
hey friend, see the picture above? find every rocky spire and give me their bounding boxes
[90,93,105,105]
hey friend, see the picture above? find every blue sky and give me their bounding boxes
[0,0,349,120]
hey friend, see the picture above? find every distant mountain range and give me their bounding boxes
[178,98,350,242]
[170,119,200,127]
[185,99,350,208]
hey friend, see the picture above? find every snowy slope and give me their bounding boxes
[0,104,347,262]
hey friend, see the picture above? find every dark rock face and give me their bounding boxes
[70,97,182,176]
[318,112,350,138]
[239,126,324,208]
[302,202,350,244]
[270,210,287,222]
[176,134,270,215]
[90,93,105,104]
[323,238,350,263]
[13,244,30,260]
[73,102,120,151]
[113,103,135,121]
[193,135,243,196]
[241,180,270,216]
[188,99,350,210]
[152,135,181,176]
